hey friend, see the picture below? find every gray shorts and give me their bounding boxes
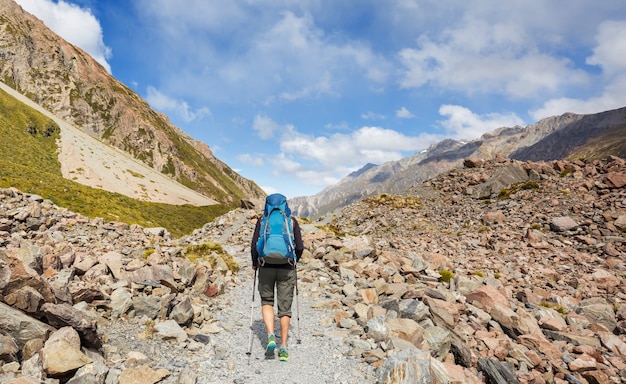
[258,267,296,317]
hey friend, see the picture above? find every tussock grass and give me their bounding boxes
[365,193,422,209]
[0,89,231,237]
[184,243,239,272]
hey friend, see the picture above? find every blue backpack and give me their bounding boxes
[256,193,296,265]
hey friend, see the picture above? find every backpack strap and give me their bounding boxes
[282,211,295,262]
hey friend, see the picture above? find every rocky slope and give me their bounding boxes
[0,0,264,205]
[1,155,625,383]
[0,82,216,207]
[290,106,626,219]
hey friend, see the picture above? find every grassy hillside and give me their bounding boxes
[0,89,231,237]
[566,122,626,161]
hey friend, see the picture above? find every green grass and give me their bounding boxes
[0,88,232,237]
[498,180,541,199]
[183,243,240,272]
[439,269,454,283]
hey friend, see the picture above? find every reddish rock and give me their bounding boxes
[604,172,626,188]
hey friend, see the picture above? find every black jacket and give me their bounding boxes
[251,216,304,269]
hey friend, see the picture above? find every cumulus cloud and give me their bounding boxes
[137,5,392,105]
[237,153,264,167]
[531,20,626,120]
[15,0,112,73]
[253,115,283,140]
[249,11,391,103]
[439,105,525,140]
[586,20,626,77]
[398,20,589,99]
[269,153,342,189]
[396,107,414,118]
[249,119,434,189]
[361,112,386,120]
[146,87,210,123]
[278,125,428,176]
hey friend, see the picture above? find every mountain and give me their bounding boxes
[0,0,265,206]
[291,106,626,218]
[0,81,216,207]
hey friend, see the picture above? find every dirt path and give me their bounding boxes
[190,247,378,383]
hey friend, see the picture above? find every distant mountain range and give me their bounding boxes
[290,107,626,218]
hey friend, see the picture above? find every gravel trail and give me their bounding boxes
[101,247,377,384]
[195,249,376,384]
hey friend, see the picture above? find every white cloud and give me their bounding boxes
[237,153,264,167]
[15,0,112,73]
[361,112,386,120]
[247,120,435,189]
[145,87,210,123]
[253,115,283,140]
[587,20,626,77]
[438,105,525,140]
[278,125,428,178]
[531,20,626,120]
[269,153,342,189]
[260,185,279,195]
[249,11,391,103]
[136,5,392,105]
[396,107,414,118]
[398,20,589,99]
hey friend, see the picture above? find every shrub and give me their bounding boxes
[539,301,567,315]
[143,249,155,259]
[439,269,454,283]
[184,243,239,272]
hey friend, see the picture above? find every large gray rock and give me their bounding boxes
[40,303,102,350]
[477,358,520,384]
[377,349,431,384]
[110,288,133,318]
[0,302,55,349]
[472,163,529,199]
[575,297,617,332]
[132,296,162,320]
[170,296,194,326]
[398,299,430,322]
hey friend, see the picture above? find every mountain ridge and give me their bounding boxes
[290,106,626,218]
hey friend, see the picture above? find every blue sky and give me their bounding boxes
[15,0,626,198]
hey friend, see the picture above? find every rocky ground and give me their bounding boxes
[1,156,626,383]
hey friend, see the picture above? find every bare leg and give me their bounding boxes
[262,304,275,335]
[279,315,290,347]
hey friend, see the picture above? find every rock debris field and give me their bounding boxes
[1,155,626,383]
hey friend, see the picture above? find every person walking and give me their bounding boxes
[251,193,304,362]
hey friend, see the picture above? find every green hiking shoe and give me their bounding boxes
[265,334,276,355]
[278,346,288,362]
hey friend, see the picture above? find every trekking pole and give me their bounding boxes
[246,268,258,358]
[294,263,301,344]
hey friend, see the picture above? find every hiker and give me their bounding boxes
[251,193,304,361]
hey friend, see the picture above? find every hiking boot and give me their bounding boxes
[278,346,288,362]
[265,334,276,355]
